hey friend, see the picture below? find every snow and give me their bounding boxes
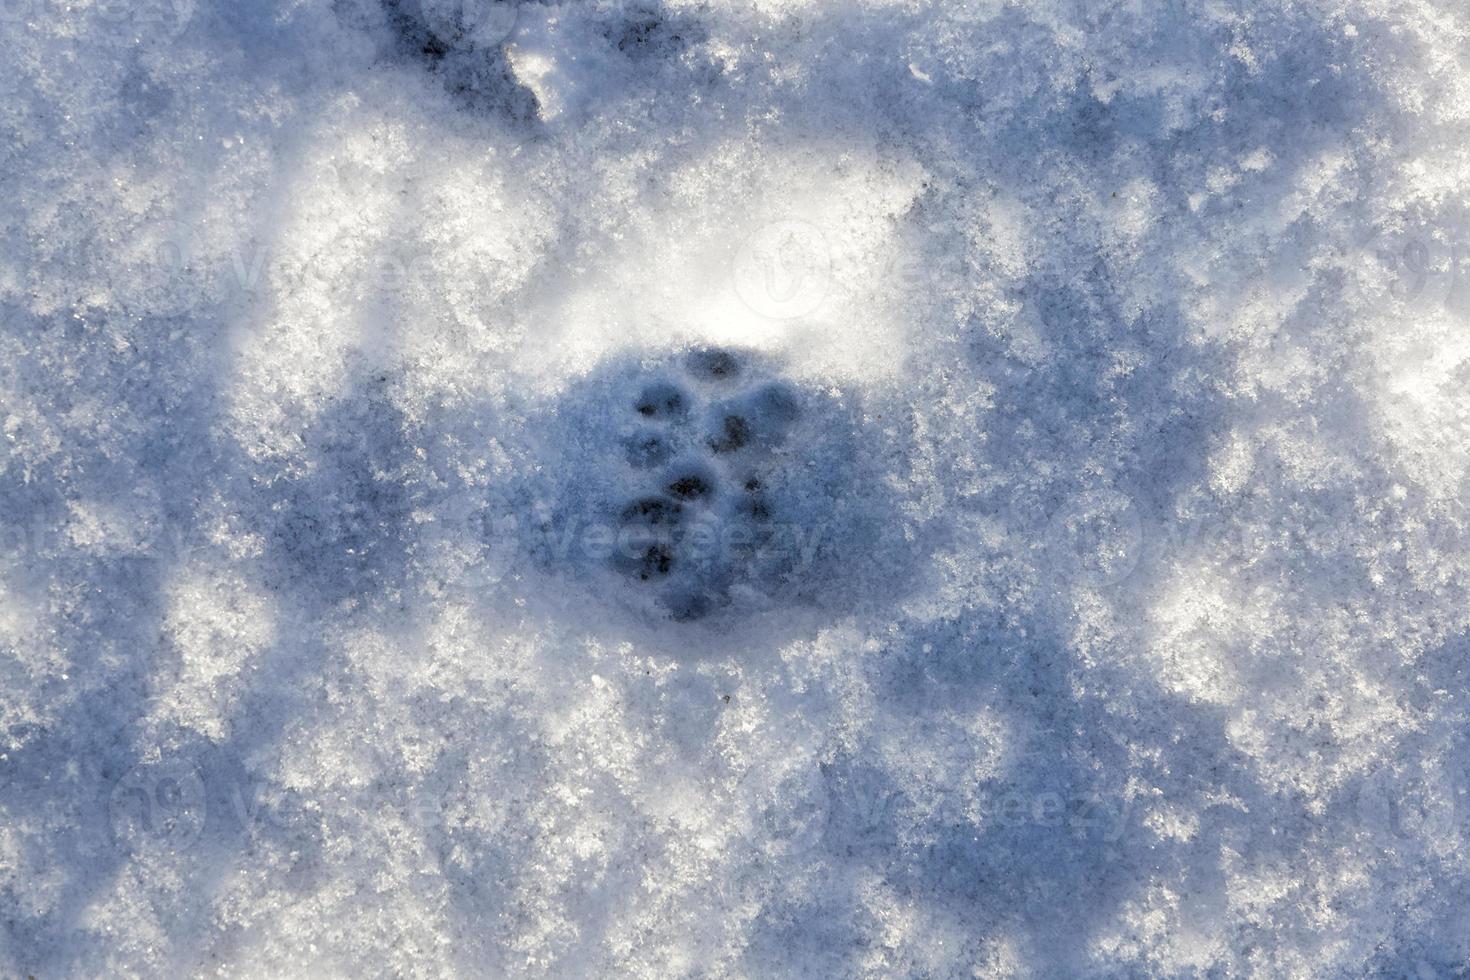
[2,0,1470,976]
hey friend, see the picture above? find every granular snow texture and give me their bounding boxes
[2,0,1470,976]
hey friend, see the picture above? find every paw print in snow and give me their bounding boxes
[609,348,813,622]
[519,344,910,629]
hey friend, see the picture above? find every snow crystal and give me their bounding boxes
[3,0,1470,976]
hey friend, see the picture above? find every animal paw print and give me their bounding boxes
[517,343,905,627]
[612,348,808,622]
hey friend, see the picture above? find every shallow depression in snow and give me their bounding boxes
[514,346,915,629]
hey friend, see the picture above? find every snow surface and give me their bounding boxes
[2,0,1470,976]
